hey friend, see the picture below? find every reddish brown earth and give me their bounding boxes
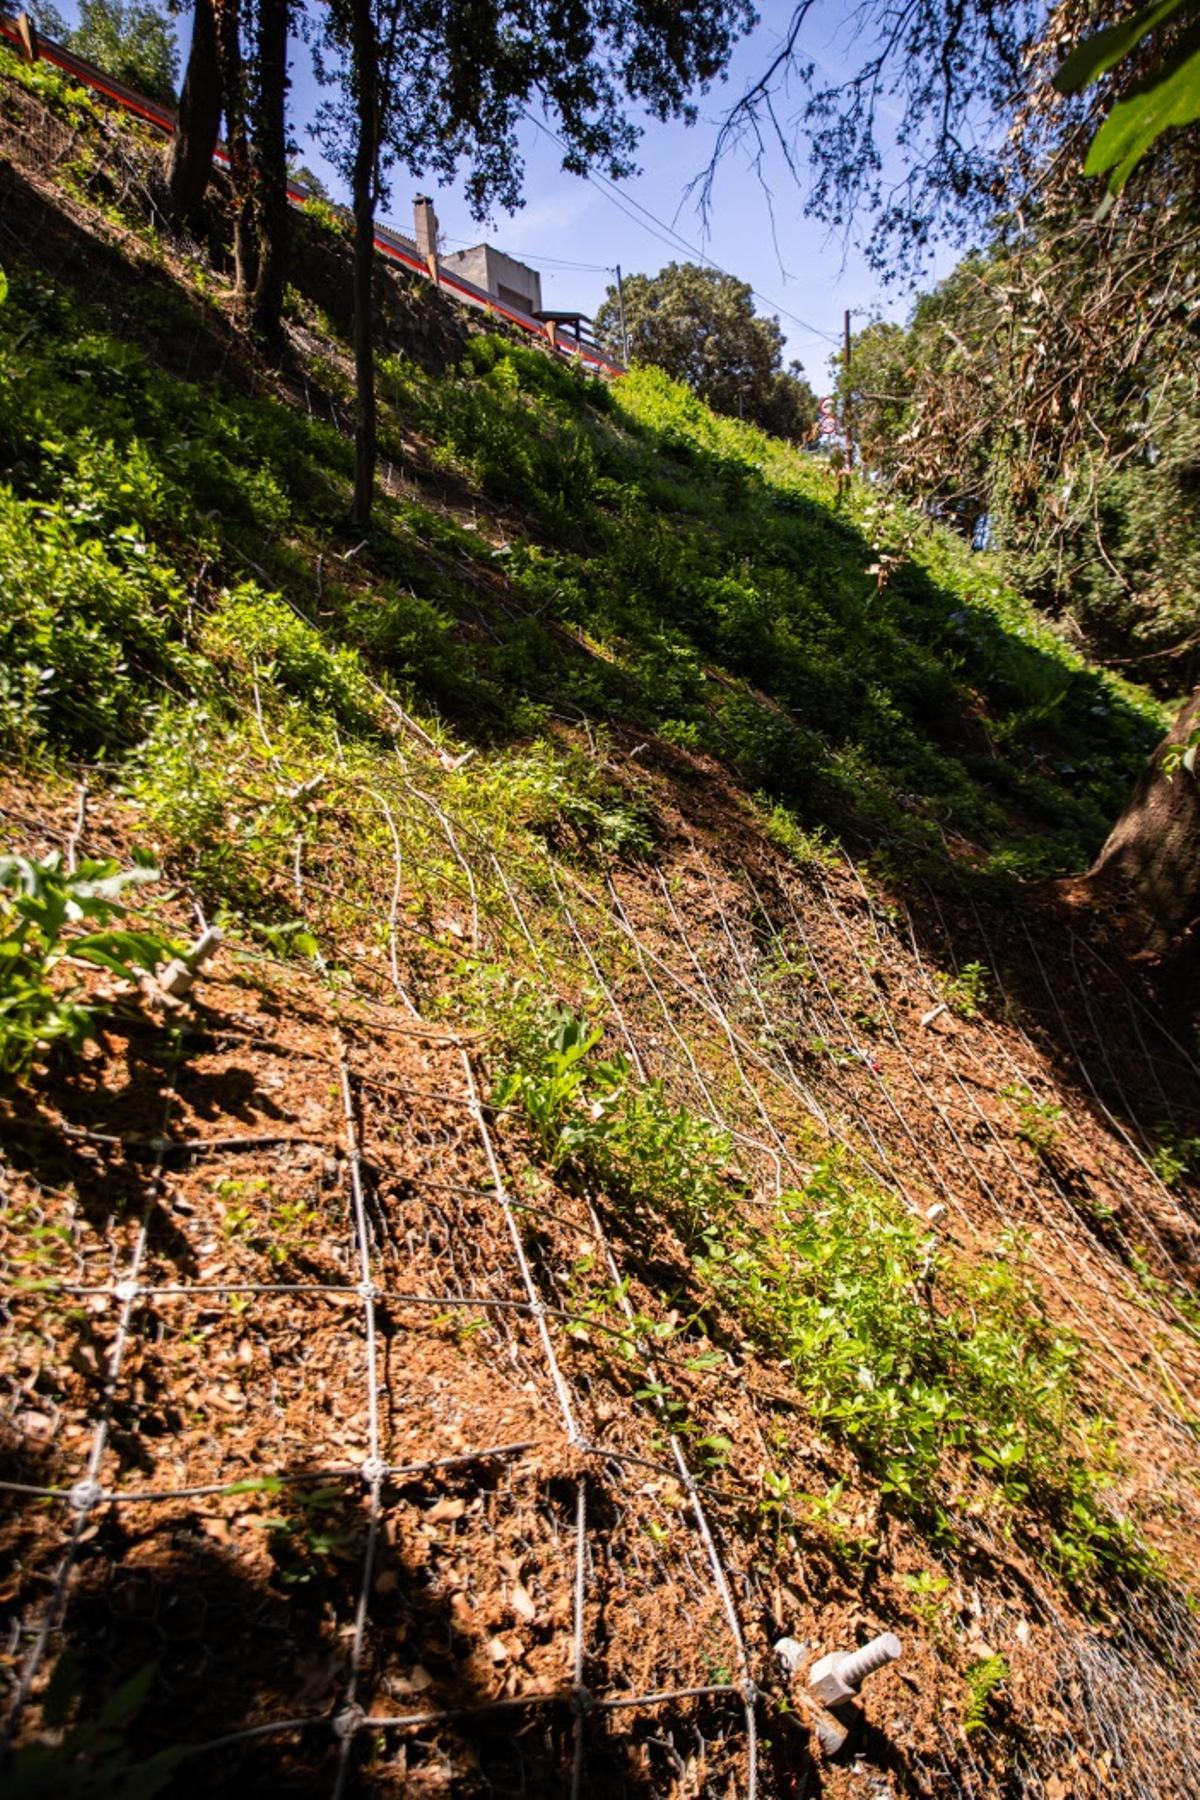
[3,754,1200,1798]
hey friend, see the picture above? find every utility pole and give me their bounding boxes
[843,307,854,470]
[615,264,629,366]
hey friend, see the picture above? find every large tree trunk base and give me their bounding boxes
[1058,689,1200,963]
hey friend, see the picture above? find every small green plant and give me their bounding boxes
[253,1483,364,1585]
[494,1007,736,1240]
[903,1567,951,1629]
[756,1466,795,1546]
[3,1205,74,1289]
[214,1176,318,1266]
[1001,1084,1065,1158]
[757,798,840,869]
[938,961,988,1019]
[796,1477,877,1569]
[1149,1125,1200,1189]
[962,1653,1009,1735]
[0,851,174,1077]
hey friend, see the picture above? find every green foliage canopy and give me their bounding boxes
[37,0,178,107]
[841,226,1200,685]
[314,0,756,218]
[595,262,817,439]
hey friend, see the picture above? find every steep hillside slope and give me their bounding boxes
[2,51,1200,1800]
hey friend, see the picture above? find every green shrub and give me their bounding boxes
[130,703,303,916]
[1149,1126,1200,1189]
[300,194,345,236]
[1000,1084,1065,1159]
[0,485,186,755]
[0,851,175,1077]
[700,1164,1145,1578]
[201,584,381,734]
[939,960,989,1018]
[478,741,654,859]
[496,1013,1148,1583]
[494,1008,736,1242]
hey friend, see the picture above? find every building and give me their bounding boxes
[411,198,543,316]
[438,242,543,317]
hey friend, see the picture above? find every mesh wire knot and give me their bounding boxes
[356,1280,379,1303]
[360,1456,386,1486]
[333,1703,365,1740]
[113,1279,141,1304]
[67,1479,104,1514]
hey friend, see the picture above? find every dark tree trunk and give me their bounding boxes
[348,0,379,528]
[250,0,290,353]
[1067,688,1200,956]
[168,0,222,231]
[213,0,257,297]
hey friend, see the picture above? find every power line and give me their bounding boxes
[521,111,842,346]
[438,234,611,273]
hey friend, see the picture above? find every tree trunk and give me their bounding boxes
[167,0,222,231]
[213,0,257,297]
[250,0,290,353]
[1067,688,1200,955]
[348,0,379,528]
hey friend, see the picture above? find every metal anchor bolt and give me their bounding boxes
[808,1632,901,1707]
[159,925,224,998]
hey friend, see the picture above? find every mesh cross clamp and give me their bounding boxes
[67,1479,104,1514]
[333,1703,365,1741]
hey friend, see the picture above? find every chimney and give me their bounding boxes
[413,195,438,261]
[16,12,41,61]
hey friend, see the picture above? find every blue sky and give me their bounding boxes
[48,0,967,386]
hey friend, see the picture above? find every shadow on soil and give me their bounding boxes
[2,1464,797,1796]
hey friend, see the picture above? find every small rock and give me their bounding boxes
[427,1496,466,1523]
[509,1581,536,1623]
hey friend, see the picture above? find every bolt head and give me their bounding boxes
[807,1651,856,1708]
[158,959,194,997]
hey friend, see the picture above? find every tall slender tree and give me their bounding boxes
[315,0,755,527]
[167,0,221,230]
[166,0,291,348]
[249,0,290,349]
[212,0,255,294]
[342,0,387,527]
